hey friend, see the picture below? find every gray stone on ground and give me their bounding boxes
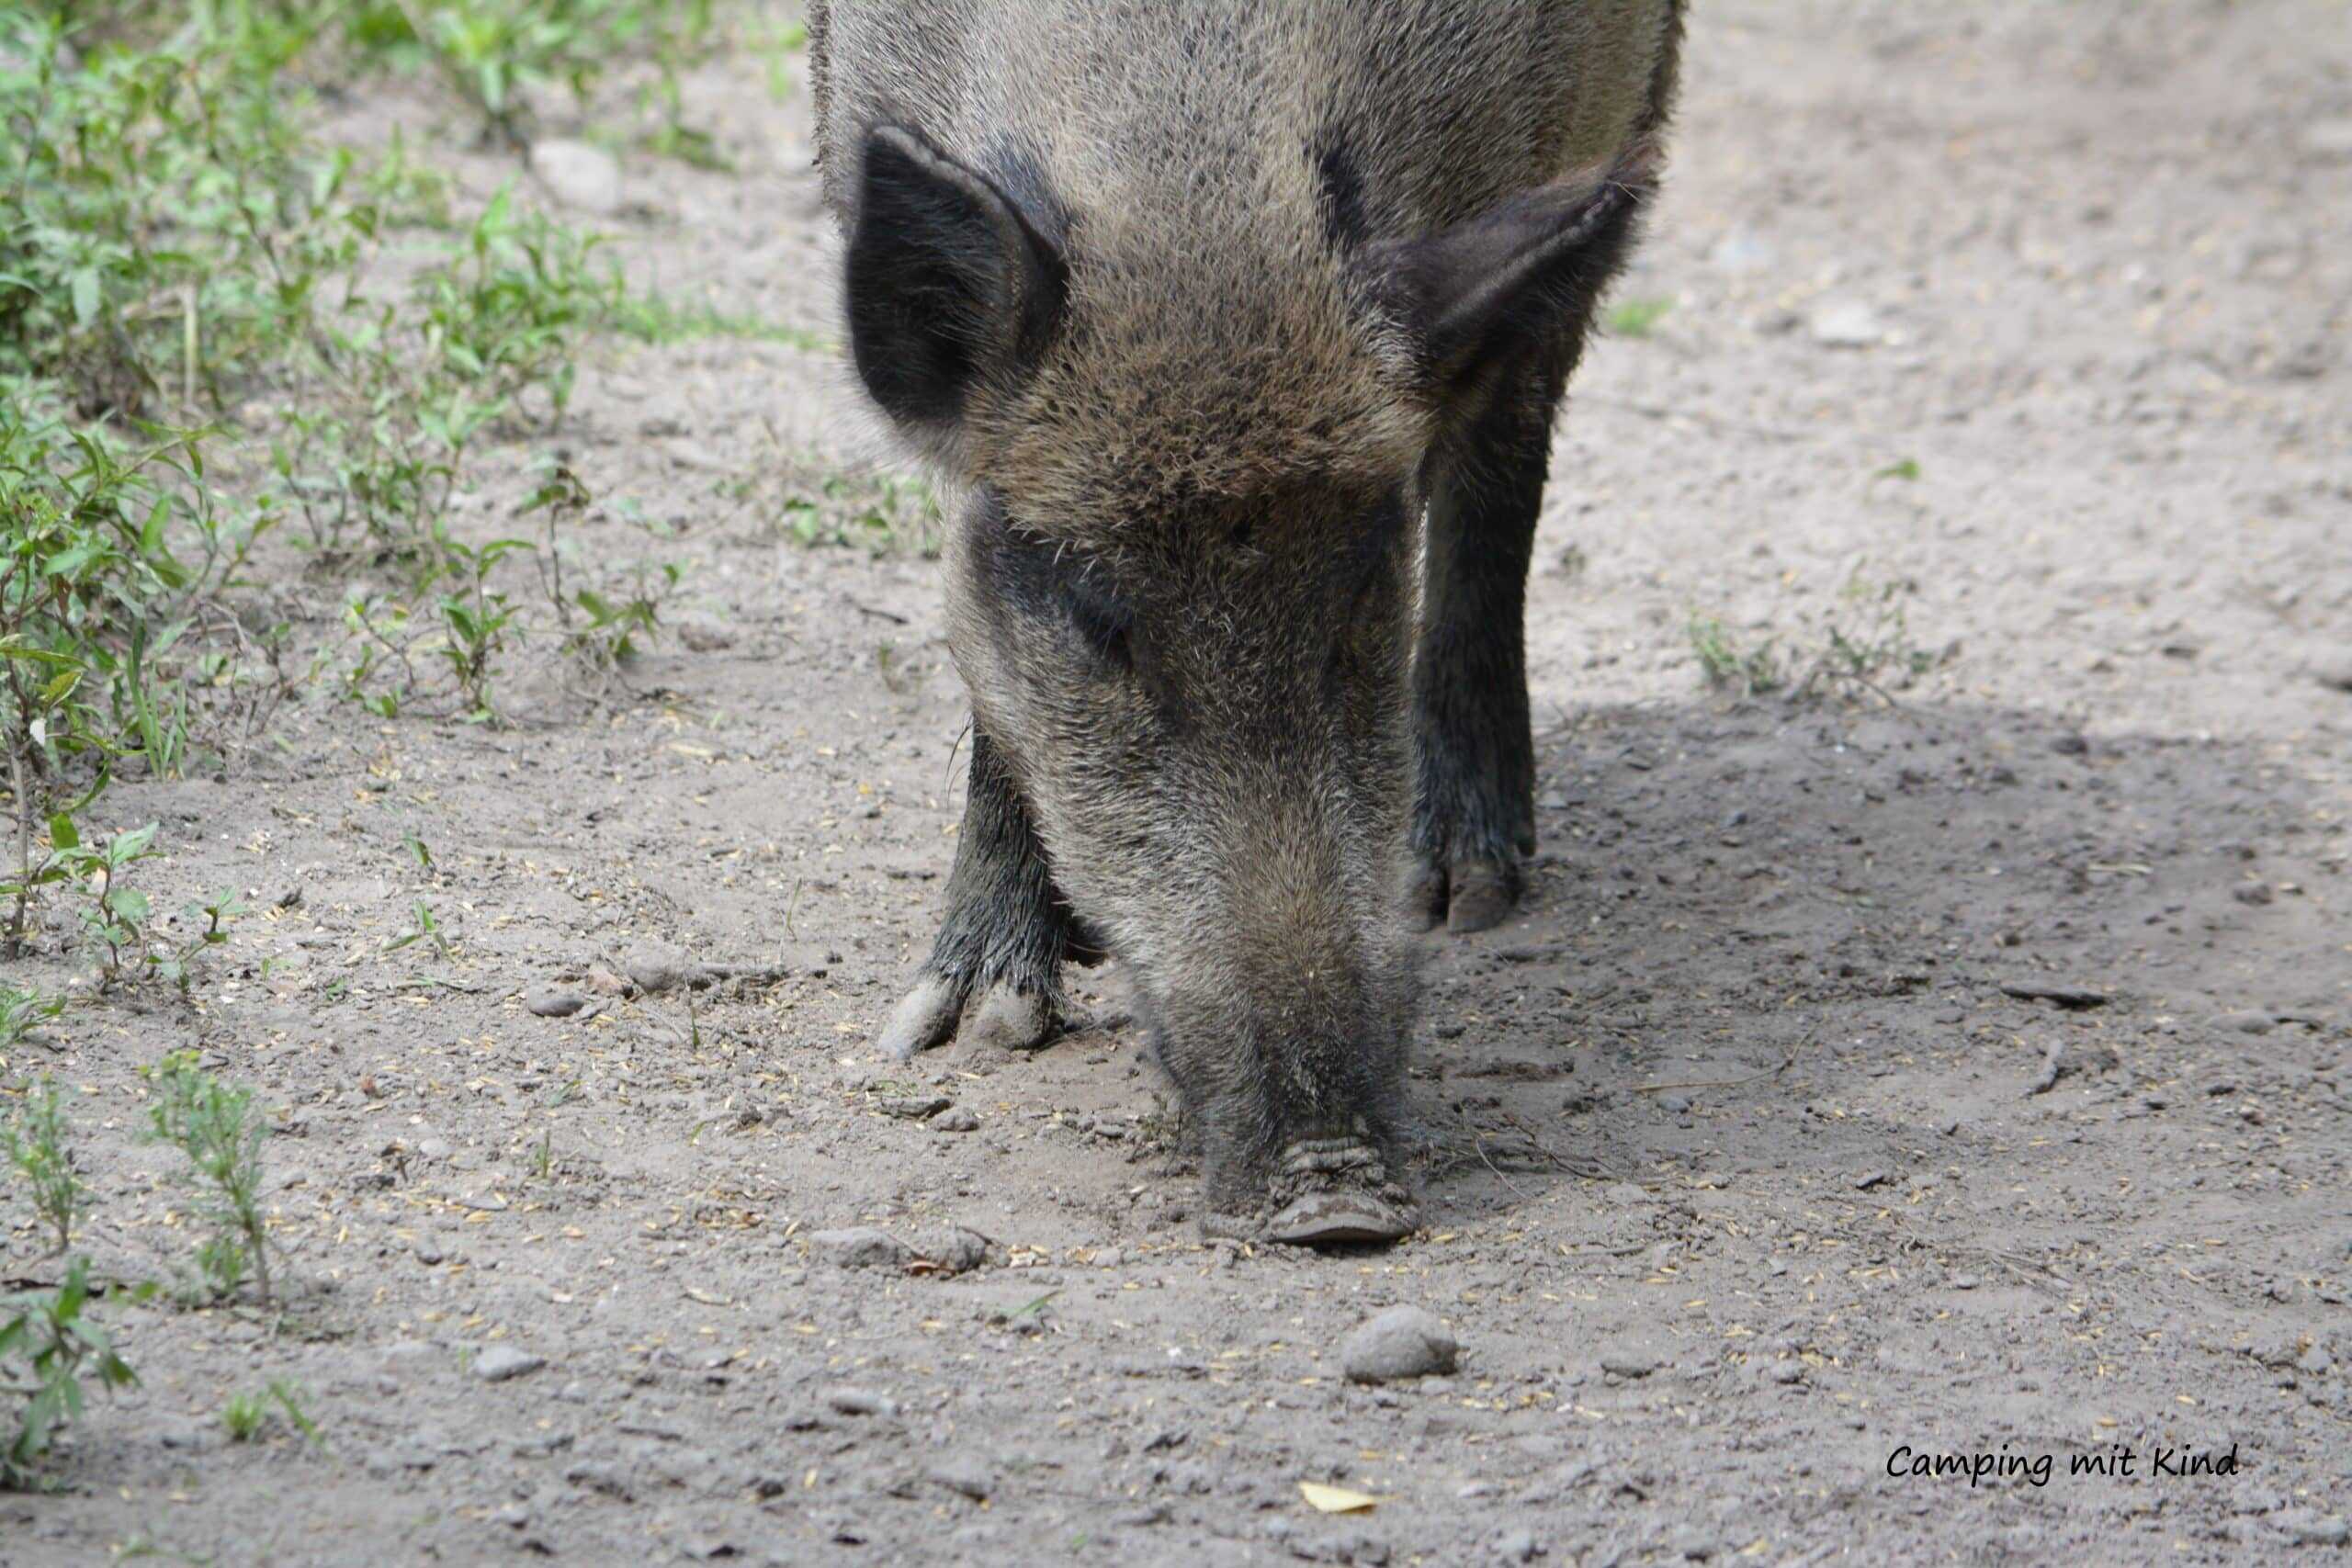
[2277,1509,2347,1547]
[1810,299,1886,347]
[919,1226,989,1276]
[929,1456,994,1499]
[524,985,586,1018]
[473,1345,545,1382]
[808,1226,914,1269]
[1341,1305,1459,1383]
[823,1385,897,1417]
[530,138,623,215]
[624,946,715,994]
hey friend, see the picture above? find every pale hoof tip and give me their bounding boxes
[876,974,962,1062]
[1264,1190,1418,1247]
[966,984,1057,1053]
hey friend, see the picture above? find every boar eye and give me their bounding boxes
[978,506,1136,673]
[1060,581,1135,671]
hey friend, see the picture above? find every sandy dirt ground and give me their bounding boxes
[7,1,2351,1562]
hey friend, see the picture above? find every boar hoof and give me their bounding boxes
[1411,855,1521,934]
[1444,861,1519,933]
[1265,1189,1418,1247]
[876,973,1060,1061]
[964,983,1057,1053]
[877,974,965,1061]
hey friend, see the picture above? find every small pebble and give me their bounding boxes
[933,1106,980,1133]
[1810,299,1886,347]
[929,1457,994,1500]
[919,1226,989,1276]
[808,1226,915,1270]
[2277,1510,2349,1547]
[1341,1305,1459,1383]
[1600,1351,1659,1380]
[1493,1528,1541,1562]
[473,1346,546,1382]
[524,986,588,1019]
[824,1386,897,1417]
[529,137,623,216]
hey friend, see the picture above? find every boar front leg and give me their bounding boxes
[1409,359,1570,934]
[877,726,1078,1058]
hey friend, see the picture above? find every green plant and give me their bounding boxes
[1690,571,1943,705]
[3,1077,84,1256]
[1604,295,1674,338]
[775,472,943,558]
[277,187,619,567]
[371,0,723,148]
[605,287,827,351]
[0,986,62,1050]
[386,897,453,958]
[1,1258,144,1489]
[1688,614,1782,696]
[0,415,269,951]
[1792,570,1939,700]
[519,460,677,677]
[220,1387,266,1441]
[428,531,529,721]
[139,1052,273,1306]
[47,817,158,986]
[218,1374,318,1444]
[149,886,243,993]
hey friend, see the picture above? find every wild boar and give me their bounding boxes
[809,1,1683,1242]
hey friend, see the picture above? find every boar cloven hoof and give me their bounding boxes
[876,972,1060,1061]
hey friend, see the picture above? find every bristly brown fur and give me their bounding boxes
[816,0,1685,1227]
[812,0,1682,538]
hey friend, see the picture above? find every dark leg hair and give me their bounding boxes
[877,724,1075,1057]
[1409,350,1574,933]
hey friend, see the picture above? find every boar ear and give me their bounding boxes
[1373,150,1655,394]
[845,126,1067,427]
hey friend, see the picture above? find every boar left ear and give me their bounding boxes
[845,126,1068,429]
[1369,149,1656,395]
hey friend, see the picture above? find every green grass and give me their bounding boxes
[139,1052,275,1306]
[1689,570,1945,705]
[3,1077,85,1257]
[773,471,944,558]
[1687,614,1782,696]
[2,3,756,937]
[1604,295,1676,338]
[2,1258,144,1489]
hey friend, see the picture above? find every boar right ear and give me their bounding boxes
[845,126,1067,428]
[1371,150,1655,395]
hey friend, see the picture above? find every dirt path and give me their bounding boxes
[10,2,2350,1563]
